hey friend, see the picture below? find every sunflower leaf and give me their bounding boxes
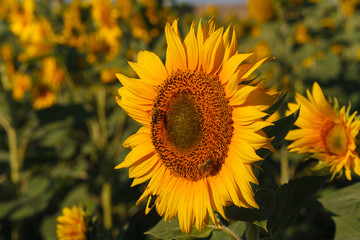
[318,182,360,218]
[332,216,360,240]
[145,217,216,240]
[226,188,275,226]
[210,221,246,240]
[263,92,288,119]
[267,175,329,238]
[257,109,299,159]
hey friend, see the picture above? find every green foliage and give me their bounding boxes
[267,175,329,238]
[0,176,55,220]
[226,189,275,224]
[319,182,360,240]
[332,216,360,240]
[145,218,216,240]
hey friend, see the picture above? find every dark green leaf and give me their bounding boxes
[267,175,329,237]
[226,189,275,224]
[257,109,299,159]
[264,92,288,118]
[145,217,216,240]
[333,216,360,240]
[319,182,360,218]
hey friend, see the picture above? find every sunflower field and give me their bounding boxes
[0,0,360,239]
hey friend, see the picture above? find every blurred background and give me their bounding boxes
[0,0,360,239]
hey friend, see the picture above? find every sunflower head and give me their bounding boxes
[287,82,360,180]
[56,205,86,240]
[115,18,278,233]
[32,84,56,110]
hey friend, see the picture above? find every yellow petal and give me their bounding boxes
[128,50,168,85]
[229,85,257,106]
[115,141,155,169]
[116,73,156,100]
[220,53,253,85]
[123,127,151,148]
[202,27,224,74]
[239,56,273,79]
[165,22,187,73]
[184,21,199,71]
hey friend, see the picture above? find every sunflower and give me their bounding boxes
[56,205,86,240]
[115,18,278,233]
[32,84,56,110]
[287,82,360,180]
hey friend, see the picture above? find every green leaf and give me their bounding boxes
[210,221,245,240]
[253,220,268,232]
[267,175,329,237]
[257,109,299,159]
[0,176,55,220]
[60,184,90,209]
[226,189,275,224]
[40,214,58,240]
[333,216,360,240]
[264,92,288,118]
[318,182,360,218]
[145,217,216,240]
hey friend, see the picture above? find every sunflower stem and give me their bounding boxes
[0,64,21,185]
[101,181,112,231]
[96,85,107,149]
[245,222,258,240]
[280,144,289,184]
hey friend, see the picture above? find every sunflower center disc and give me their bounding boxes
[151,70,233,181]
[166,94,202,150]
[325,124,348,156]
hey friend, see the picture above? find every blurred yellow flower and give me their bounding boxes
[8,0,55,61]
[129,13,152,43]
[252,40,271,60]
[331,44,342,55]
[250,25,262,38]
[57,0,88,49]
[1,44,32,100]
[116,0,133,19]
[1,44,15,77]
[91,0,122,58]
[12,74,32,100]
[101,68,121,83]
[321,17,335,30]
[287,82,360,180]
[56,206,86,240]
[295,23,310,44]
[247,0,276,22]
[41,57,65,90]
[115,18,278,233]
[302,56,314,68]
[340,0,360,17]
[0,0,17,18]
[32,84,56,110]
